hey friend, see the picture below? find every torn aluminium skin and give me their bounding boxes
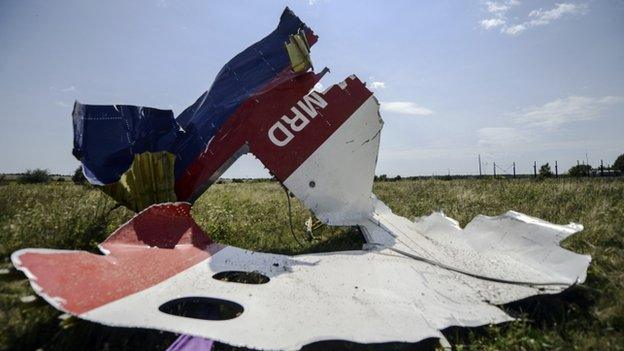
[12,8,590,351]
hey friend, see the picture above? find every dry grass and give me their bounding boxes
[0,178,622,350]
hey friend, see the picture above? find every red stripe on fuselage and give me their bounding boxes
[174,68,325,201]
[249,76,372,181]
[175,73,372,202]
[15,203,221,315]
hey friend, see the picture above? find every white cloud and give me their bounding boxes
[480,2,588,36]
[514,95,622,128]
[481,18,506,29]
[61,85,76,92]
[380,101,433,116]
[56,101,70,107]
[477,127,532,146]
[528,3,587,26]
[313,82,324,92]
[485,0,520,15]
[501,24,526,35]
[369,81,386,89]
[479,1,519,31]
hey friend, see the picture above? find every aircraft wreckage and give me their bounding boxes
[12,8,590,350]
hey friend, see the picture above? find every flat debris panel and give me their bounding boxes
[13,200,589,350]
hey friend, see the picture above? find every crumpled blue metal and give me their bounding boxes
[72,103,180,185]
[72,8,313,186]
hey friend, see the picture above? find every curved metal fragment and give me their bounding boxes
[11,201,590,350]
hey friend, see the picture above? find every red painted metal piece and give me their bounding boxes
[14,203,222,315]
[175,74,373,201]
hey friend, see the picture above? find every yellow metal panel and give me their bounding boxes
[285,32,312,73]
[102,151,177,212]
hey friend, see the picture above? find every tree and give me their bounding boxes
[72,166,87,185]
[376,174,388,181]
[19,169,51,184]
[614,154,624,173]
[539,163,553,178]
[568,164,591,177]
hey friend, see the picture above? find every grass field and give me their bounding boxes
[1,178,622,350]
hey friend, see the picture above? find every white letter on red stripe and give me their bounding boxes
[297,91,327,118]
[281,107,310,132]
[268,121,295,147]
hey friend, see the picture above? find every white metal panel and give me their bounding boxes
[283,95,382,226]
[360,197,591,304]
[81,246,513,350]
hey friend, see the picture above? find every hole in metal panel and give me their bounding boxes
[212,271,270,284]
[309,180,316,188]
[159,297,243,320]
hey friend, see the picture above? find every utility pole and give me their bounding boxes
[555,161,558,177]
[601,160,604,177]
[533,161,537,178]
[513,162,516,178]
[493,162,496,176]
[478,154,482,177]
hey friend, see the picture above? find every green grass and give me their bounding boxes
[1,178,622,350]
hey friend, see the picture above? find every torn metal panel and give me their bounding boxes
[271,76,590,298]
[175,69,328,201]
[13,203,515,351]
[11,201,589,350]
[102,151,177,212]
[282,90,381,225]
[72,103,180,186]
[360,199,590,304]
[286,29,312,73]
[359,198,590,291]
[12,204,220,314]
[72,8,320,207]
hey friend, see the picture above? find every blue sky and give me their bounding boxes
[1,0,622,177]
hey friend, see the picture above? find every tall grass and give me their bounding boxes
[0,179,622,350]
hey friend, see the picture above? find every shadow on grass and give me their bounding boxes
[211,338,438,350]
[8,315,177,351]
[299,338,439,351]
[66,204,123,254]
[442,285,597,348]
[267,226,367,256]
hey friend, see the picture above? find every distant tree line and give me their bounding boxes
[1,166,89,185]
[374,174,403,182]
[563,153,624,178]
[18,169,52,184]
[3,153,623,185]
